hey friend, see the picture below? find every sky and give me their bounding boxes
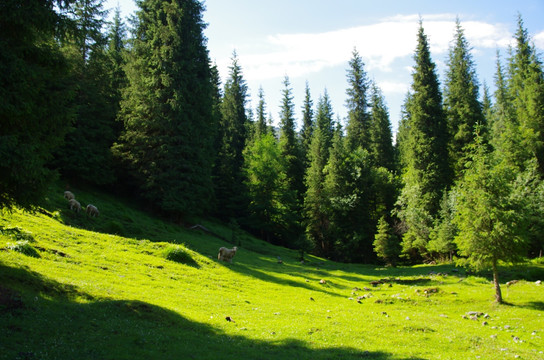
[104,0,544,134]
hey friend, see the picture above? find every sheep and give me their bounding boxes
[68,198,81,213]
[86,204,99,218]
[64,191,75,201]
[218,246,238,263]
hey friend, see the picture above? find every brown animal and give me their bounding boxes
[218,246,238,262]
[86,204,99,217]
[64,191,75,201]
[68,198,81,213]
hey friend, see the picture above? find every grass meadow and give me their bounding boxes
[1,183,543,359]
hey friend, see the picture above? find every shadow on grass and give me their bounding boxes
[0,263,427,360]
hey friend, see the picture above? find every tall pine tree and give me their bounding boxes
[114,0,214,218]
[396,21,450,260]
[345,48,371,151]
[214,51,249,219]
[443,19,485,179]
[369,83,395,171]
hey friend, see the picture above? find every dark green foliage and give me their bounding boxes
[345,48,371,151]
[396,22,450,259]
[255,86,269,137]
[303,93,335,256]
[300,82,314,167]
[369,84,395,171]
[443,19,485,179]
[54,0,120,185]
[0,0,75,209]
[114,0,215,217]
[214,52,249,220]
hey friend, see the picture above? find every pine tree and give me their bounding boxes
[453,134,542,303]
[369,83,395,170]
[255,86,268,137]
[0,0,74,209]
[373,216,401,266]
[443,19,485,179]
[300,81,314,167]
[55,0,118,185]
[304,92,335,256]
[214,51,249,219]
[114,0,215,217]
[345,48,371,151]
[508,15,544,174]
[396,22,450,259]
[279,76,305,202]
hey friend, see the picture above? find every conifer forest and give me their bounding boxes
[2,0,544,276]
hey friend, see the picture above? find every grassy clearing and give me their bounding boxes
[1,183,543,359]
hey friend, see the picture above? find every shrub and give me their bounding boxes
[162,245,197,266]
[7,241,40,258]
[1,226,35,242]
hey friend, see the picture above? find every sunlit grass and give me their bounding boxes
[1,183,543,359]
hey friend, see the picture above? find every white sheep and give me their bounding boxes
[64,191,75,201]
[68,198,81,213]
[218,246,238,263]
[86,204,99,217]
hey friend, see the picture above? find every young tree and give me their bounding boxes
[214,51,249,219]
[255,86,268,137]
[345,48,371,151]
[114,0,215,218]
[396,22,450,260]
[443,19,485,179]
[453,136,542,303]
[0,0,75,209]
[373,216,401,266]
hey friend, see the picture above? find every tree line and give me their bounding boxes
[2,1,543,278]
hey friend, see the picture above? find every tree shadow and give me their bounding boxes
[0,263,427,360]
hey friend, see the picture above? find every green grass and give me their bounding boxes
[1,182,543,359]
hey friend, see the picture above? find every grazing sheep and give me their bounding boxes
[86,204,99,217]
[64,191,75,201]
[68,198,81,213]
[218,246,238,263]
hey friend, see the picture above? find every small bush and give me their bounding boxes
[162,245,197,266]
[7,241,40,258]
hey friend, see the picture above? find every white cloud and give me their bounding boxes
[535,31,544,49]
[378,81,410,95]
[217,14,515,84]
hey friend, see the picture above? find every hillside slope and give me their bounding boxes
[1,183,543,360]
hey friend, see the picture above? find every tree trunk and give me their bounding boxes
[492,259,503,303]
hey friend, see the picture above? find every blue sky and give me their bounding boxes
[105,0,544,134]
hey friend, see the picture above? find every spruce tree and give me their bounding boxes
[255,86,268,137]
[369,83,395,171]
[55,0,118,185]
[0,0,74,209]
[214,51,249,219]
[279,76,305,201]
[508,15,544,174]
[300,81,314,167]
[114,0,214,218]
[304,92,335,256]
[396,22,450,259]
[345,48,371,151]
[443,19,485,179]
